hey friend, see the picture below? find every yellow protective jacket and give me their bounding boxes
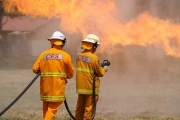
[76,50,106,95]
[32,47,74,102]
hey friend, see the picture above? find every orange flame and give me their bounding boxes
[3,0,180,57]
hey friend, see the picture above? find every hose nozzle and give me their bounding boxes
[101,60,110,67]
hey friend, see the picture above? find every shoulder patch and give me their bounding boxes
[44,54,63,60]
[76,55,92,63]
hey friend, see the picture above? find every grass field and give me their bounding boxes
[0,111,180,120]
[1,54,180,120]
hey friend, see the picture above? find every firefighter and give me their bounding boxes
[75,34,108,120]
[32,31,74,120]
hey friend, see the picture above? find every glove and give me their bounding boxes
[104,66,108,72]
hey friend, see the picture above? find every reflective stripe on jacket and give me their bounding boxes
[32,47,74,102]
[76,50,106,95]
[77,67,94,74]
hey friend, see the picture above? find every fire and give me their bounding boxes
[3,0,180,57]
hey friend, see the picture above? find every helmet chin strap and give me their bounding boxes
[91,49,96,53]
[63,38,66,44]
[92,42,98,52]
[51,44,54,48]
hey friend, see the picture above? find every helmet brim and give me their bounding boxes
[82,39,100,45]
[48,37,64,41]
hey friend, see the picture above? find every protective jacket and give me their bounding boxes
[33,47,74,102]
[76,50,106,95]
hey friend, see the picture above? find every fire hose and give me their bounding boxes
[64,60,110,120]
[64,73,97,120]
[0,60,110,120]
[0,72,41,116]
[0,73,97,120]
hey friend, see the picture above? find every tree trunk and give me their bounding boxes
[0,1,2,31]
[0,1,3,57]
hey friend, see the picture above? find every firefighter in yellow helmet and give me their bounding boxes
[32,31,74,120]
[75,34,109,120]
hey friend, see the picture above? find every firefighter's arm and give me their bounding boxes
[93,59,106,77]
[94,59,111,77]
[32,55,41,74]
[66,55,74,79]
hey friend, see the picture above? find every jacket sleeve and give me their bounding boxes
[65,54,74,79]
[32,55,42,74]
[93,57,106,77]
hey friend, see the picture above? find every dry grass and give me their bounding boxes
[1,114,180,120]
[1,53,180,120]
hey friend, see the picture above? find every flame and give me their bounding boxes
[3,0,180,57]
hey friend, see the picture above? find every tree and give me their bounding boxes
[0,0,3,33]
[0,0,3,56]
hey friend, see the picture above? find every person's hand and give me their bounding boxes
[104,66,108,72]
